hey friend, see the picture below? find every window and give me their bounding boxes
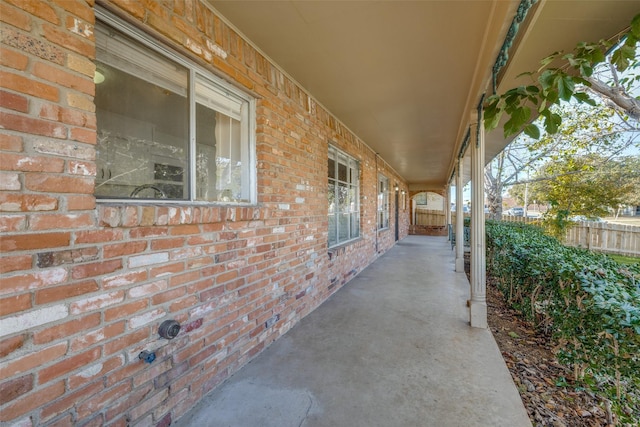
[328,146,360,247]
[377,175,389,229]
[94,12,255,203]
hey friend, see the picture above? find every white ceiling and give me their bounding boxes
[209,0,638,189]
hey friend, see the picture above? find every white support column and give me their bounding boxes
[470,120,487,328]
[445,186,451,231]
[455,159,464,273]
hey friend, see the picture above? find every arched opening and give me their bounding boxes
[410,191,447,236]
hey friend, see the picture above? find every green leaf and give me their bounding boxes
[484,103,503,131]
[571,76,590,87]
[557,76,575,101]
[611,49,629,72]
[611,44,635,72]
[545,89,559,104]
[624,33,638,48]
[525,85,540,95]
[485,94,501,105]
[503,91,527,114]
[502,106,533,137]
[572,92,596,106]
[589,47,605,65]
[539,70,556,90]
[538,99,547,113]
[542,111,562,134]
[631,13,640,38]
[538,51,561,72]
[503,116,519,137]
[515,106,531,123]
[484,95,507,131]
[516,71,535,79]
[523,124,540,139]
[579,64,593,77]
[515,86,529,96]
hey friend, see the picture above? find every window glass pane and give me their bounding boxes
[94,20,254,204]
[195,78,243,120]
[349,187,358,213]
[350,213,360,239]
[338,182,348,213]
[380,211,388,229]
[215,113,245,202]
[195,75,250,203]
[328,214,337,247]
[338,182,349,241]
[95,25,186,97]
[337,155,347,182]
[328,181,337,246]
[328,145,360,248]
[328,157,335,180]
[339,213,349,242]
[328,181,336,214]
[377,175,389,229]
[95,26,188,200]
[350,164,358,184]
[195,103,217,200]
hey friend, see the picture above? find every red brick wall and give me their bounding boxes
[0,1,409,425]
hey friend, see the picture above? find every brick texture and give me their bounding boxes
[0,1,409,426]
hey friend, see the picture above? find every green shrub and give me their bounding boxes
[486,221,640,423]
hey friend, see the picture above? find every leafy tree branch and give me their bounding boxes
[484,100,637,219]
[485,13,640,138]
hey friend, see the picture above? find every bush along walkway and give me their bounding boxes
[483,268,619,426]
[484,221,640,426]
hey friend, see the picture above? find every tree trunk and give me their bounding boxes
[485,154,505,220]
[486,180,503,220]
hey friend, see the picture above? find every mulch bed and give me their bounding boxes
[465,255,615,426]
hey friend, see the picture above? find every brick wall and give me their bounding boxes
[0,1,409,425]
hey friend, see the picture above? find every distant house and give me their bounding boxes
[620,205,640,216]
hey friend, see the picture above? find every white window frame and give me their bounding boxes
[328,145,360,248]
[94,8,256,205]
[378,174,389,230]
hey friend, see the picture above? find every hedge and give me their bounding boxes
[486,221,640,423]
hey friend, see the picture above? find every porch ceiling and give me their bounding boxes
[208,1,637,189]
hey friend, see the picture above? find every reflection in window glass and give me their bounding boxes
[94,18,254,203]
[350,210,360,239]
[338,156,347,181]
[328,146,359,247]
[94,25,188,200]
[195,76,250,203]
[378,175,389,229]
[328,182,337,247]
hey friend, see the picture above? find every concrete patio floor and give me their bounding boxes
[175,235,532,427]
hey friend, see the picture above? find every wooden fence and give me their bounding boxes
[498,215,538,224]
[499,216,640,257]
[414,208,446,227]
[564,221,640,257]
